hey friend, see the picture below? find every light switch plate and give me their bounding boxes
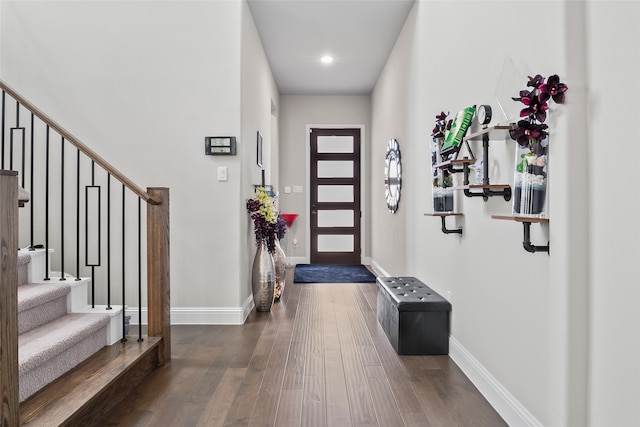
[293,185,303,193]
[217,166,228,182]
[284,186,291,194]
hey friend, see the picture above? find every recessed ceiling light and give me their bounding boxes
[321,55,334,65]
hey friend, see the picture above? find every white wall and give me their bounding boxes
[1,0,278,323]
[278,95,372,262]
[586,2,640,425]
[371,1,640,426]
[370,4,415,276]
[241,0,280,306]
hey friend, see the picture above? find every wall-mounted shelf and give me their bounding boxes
[492,215,549,254]
[433,158,475,173]
[463,125,514,141]
[425,213,463,235]
[435,125,514,202]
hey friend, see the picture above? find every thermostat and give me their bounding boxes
[205,136,236,155]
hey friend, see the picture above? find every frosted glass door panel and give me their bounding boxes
[317,235,354,252]
[317,161,353,178]
[318,185,354,203]
[317,136,354,153]
[317,210,354,227]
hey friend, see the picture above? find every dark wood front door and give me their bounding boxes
[310,128,361,264]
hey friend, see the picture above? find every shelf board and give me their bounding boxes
[492,215,549,224]
[433,158,476,169]
[451,184,511,191]
[424,213,463,217]
[463,125,514,142]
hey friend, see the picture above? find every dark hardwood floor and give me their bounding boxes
[101,270,506,427]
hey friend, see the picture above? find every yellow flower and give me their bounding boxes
[256,187,276,224]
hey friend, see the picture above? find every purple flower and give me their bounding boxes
[539,74,568,104]
[276,215,287,240]
[509,120,548,148]
[431,111,451,138]
[435,111,448,121]
[527,74,545,89]
[518,91,549,122]
[510,73,567,159]
[247,191,278,253]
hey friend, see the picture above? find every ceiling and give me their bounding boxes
[247,0,415,95]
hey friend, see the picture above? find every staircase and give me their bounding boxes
[17,249,120,402]
[1,79,171,425]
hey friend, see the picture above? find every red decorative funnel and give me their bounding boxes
[281,213,298,228]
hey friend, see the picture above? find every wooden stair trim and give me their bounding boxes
[20,336,161,426]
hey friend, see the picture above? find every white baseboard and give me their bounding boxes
[449,336,543,427]
[287,256,307,266]
[126,296,255,326]
[368,258,390,277]
[368,257,538,426]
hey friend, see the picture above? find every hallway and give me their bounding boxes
[103,271,505,426]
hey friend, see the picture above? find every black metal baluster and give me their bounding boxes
[1,91,5,168]
[121,184,127,342]
[85,161,100,308]
[29,113,35,249]
[60,136,66,281]
[9,101,18,170]
[107,173,112,310]
[19,105,26,189]
[44,126,50,281]
[138,197,143,342]
[76,148,81,280]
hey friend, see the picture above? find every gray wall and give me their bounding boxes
[2,0,279,323]
[370,1,639,426]
[278,95,372,262]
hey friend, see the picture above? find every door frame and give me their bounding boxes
[305,124,367,264]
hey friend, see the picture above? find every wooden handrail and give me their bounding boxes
[0,79,161,205]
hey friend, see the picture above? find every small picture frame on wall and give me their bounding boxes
[257,131,263,169]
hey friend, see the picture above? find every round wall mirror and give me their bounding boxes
[384,138,402,213]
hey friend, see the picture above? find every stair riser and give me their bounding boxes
[19,248,51,283]
[19,296,68,335]
[20,327,107,402]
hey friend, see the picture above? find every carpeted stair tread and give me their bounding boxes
[18,283,71,313]
[19,313,110,375]
[18,283,71,334]
[18,252,31,286]
[18,252,31,266]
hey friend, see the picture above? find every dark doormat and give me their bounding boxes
[294,264,377,283]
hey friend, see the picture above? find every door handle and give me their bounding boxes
[311,210,317,215]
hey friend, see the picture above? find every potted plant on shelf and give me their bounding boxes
[509,74,567,216]
[431,111,454,212]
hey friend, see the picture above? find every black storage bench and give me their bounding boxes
[376,277,451,355]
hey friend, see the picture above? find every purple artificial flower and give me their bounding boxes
[247,192,277,253]
[518,91,549,122]
[276,215,287,240]
[509,120,548,148]
[435,111,448,121]
[538,74,568,104]
[527,74,545,89]
[509,73,567,155]
[431,111,451,139]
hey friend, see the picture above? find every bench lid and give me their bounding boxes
[377,277,451,312]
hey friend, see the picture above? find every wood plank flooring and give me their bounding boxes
[101,270,506,427]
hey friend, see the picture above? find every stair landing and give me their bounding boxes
[20,335,161,426]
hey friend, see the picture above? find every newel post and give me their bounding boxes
[146,187,171,364]
[0,170,19,425]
